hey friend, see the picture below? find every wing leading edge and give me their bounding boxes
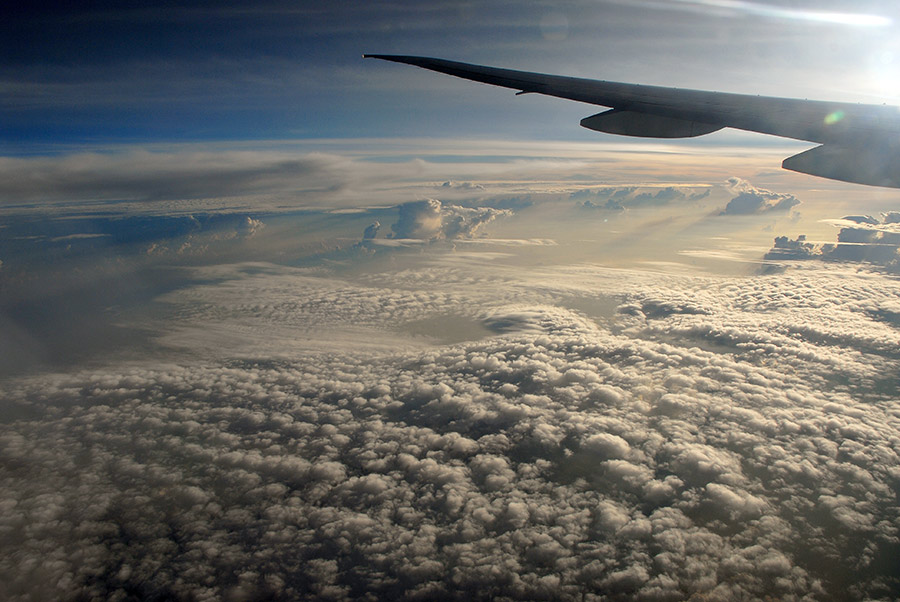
[364,54,900,188]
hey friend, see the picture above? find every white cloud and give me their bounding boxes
[391,199,445,239]
[573,185,713,212]
[386,199,512,241]
[721,177,800,215]
[768,212,900,270]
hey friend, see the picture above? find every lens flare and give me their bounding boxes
[824,111,845,125]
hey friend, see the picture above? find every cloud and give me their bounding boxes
[766,233,821,260]
[388,199,511,241]
[362,221,380,239]
[721,177,800,215]
[0,137,797,214]
[1,147,536,210]
[3,256,900,600]
[391,199,445,239]
[240,216,265,238]
[573,185,712,211]
[841,215,881,226]
[440,180,485,191]
[0,150,375,205]
[766,212,900,270]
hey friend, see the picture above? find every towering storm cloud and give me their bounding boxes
[392,199,445,239]
[389,199,511,240]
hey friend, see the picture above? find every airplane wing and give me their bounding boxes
[364,54,900,188]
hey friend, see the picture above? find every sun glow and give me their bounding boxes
[865,46,900,102]
[668,0,892,27]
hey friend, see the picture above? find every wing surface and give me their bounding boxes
[364,54,900,188]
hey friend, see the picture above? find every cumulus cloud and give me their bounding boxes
[362,221,380,239]
[766,233,821,260]
[721,177,800,215]
[573,185,711,211]
[392,199,444,239]
[138,214,267,259]
[766,212,900,270]
[389,199,511,240]
[440,180,485,191]
[240,216,265,237]
[2,258,900,600]
[883,211,900,224]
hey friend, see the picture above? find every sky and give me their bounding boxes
[3,1,900,600]
[6,0,900,147]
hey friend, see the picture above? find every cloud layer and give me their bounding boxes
[2,257,900,600]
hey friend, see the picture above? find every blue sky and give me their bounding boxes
[5,0,900,152]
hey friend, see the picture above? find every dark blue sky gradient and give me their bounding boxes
[4,1,900,151]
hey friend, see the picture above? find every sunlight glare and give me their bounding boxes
[865,45,900,102]
[670,0,892,28]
